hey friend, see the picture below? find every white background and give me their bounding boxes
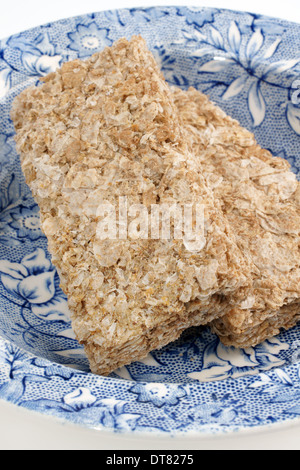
[0,0,300,450]
[0,0,300,37]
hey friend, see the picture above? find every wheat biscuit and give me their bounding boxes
[174,86,300,348]
[11,37,249,374]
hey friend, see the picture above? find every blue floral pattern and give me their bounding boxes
[9,205,42,241]
[0,173,33,246]
[67,22,112,58]
[7,32,63,76]
[176,20,300,133]
[128,7,170,25]
[0,248,59,314]
[0,6,300,436]
[130,383,187,407]
[0,133,12,168]
[187,337,289,382]
[0,68,11,100]
[176,6,217,28]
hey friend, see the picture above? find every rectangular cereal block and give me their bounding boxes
[11,37,250,374]
[174,86,300,348]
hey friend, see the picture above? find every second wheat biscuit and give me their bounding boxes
[174,86,300,348]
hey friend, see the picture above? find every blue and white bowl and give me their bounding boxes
[0,6,300,436]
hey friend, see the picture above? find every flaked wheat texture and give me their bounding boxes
[11,37,250,375]
[174,86,300,348]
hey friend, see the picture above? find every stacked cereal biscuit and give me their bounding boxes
[11,36,300,374]
[174,87,300,348]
